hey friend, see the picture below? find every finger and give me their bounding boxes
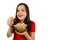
[26,29,27,32]
[7,17,13,23]
[9,17,14,23]
[10,17,14,21]
[15,30,23,35]
[7,17,14,26]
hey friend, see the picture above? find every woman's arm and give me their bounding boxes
[15,30,35,40]
[7,27,13,37]
[24,32,35,40]
[7,17,14,37]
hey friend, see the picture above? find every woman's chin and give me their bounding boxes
[18,17,24,19]
[18,18,24,21]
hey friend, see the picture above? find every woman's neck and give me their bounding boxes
[19,20,24,23]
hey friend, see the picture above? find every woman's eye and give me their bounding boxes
[17,10,25,12]
[22,10,24,12]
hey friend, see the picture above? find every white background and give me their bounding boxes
[0,0,60,40]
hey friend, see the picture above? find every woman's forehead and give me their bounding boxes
[18,5,25,10]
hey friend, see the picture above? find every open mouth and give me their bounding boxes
[18,15,23,17]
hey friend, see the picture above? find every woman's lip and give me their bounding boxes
[18,15,23,17]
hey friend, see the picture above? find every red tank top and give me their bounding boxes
[13,21,35,40]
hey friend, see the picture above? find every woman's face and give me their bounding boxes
[17,5,27,21]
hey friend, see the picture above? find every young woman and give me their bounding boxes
[7,3,35,40]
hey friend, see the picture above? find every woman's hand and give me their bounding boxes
[7,17,14,27]
[15,30,35,40]
[15,29,28,36]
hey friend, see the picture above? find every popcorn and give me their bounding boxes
[14,23,27,33]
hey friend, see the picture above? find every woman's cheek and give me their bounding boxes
[17,13,27,20]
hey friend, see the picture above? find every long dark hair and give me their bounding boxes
[13,3,32,32]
